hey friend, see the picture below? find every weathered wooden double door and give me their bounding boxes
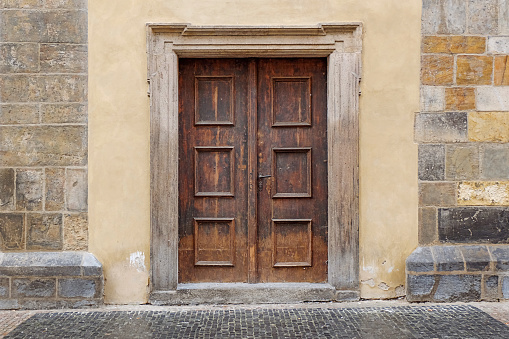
[178,58,328,283]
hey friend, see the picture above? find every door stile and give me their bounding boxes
[247,59,258,283]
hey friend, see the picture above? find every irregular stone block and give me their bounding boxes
[446,144,479,180]
[0,214,24,250]
[58,278,99,298]
[439,207,509,243]
[482,144,509,180]
[422,36,485,54]
[406,274,436,301]
[0,75,87,103]
[15,169,43,211]
[494,56,509,86]
[41,103,87,124]
[415,113,468,143]
[503,276,509,299]
[491,247,509,271]
[66,169,87,211]
[0,10,87,43]
[468,112,509,142]
[434,275,481,302]
[0,0,43,8]
[456,55,493,85]
[419,207,437,245]
[445,87,475,111]
[0,43,39,73]
[12,278,56,298]
[0,168,14,211]
[0,104,39,125]
[432,246,464,271]
[26,213,62,250]
[406,247,435,272]
[460,245,490,271]
[458,181,509,206]
[419,182,456,206]
[467,0,498,34]
[44,0,87,9]
[421,55,454,85]
[483,275,499,301]
[0,251,85,276]
[63,213,87,251]
[0,126,87,166]
[82,252,102,276]
[501,0,509,35]
[40,44,87,73]
[0,277,8,298]
[45,168,65,211]
[476,88,509,111]
[488,37,509,54]
[418,144,445,181]
[420,86,445,112]
[422,0,466,34]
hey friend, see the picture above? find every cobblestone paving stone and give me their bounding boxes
[4,305,509,339]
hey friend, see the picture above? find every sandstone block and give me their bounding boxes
[16,169,43,211]
[476,87,509,111]
[0,214,24,250]
[66,169,87,211]
[41,103,87,124]
[419,207,437,245]
[458,181,509,206]
[439,207,509,243]
[456,55,493,85]
[0,126,87,166]
[445,144,479,180]
[482,144,509,179]
[58,278,99,298]
[0,278,8,298]
[63,213,87,251]
[434,275,481,302]
[0,75,87,103]
[419,182,456,206]
[0,10,87,43]
[422,0,466,34]
[468,112,509,142]
[12,278,56,298]
[445,87,475,111]
[0,43,39,73]
[418,144,445,181]
[40,44,87,73]
[494,56,509,86]
[415,112,468,143]
[467,0,498,34]
[488,37,509,54]
[460,246,490,271]
[483,275,499,301]
[0,104,39,125]
[26,213,62,250]
[420,86,445,112]
[501,0,509,34]
[421,55,454,85]
[432,246,464,271]
[422,36,485,54]
[0,0,43,8]
[0,168,14,211]
[45,168,65,211]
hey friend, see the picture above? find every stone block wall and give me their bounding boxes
[0,1,88,252]
[418,0,509,245]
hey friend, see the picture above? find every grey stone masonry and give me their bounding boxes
[0,252,103,309]
[407,245,509,302]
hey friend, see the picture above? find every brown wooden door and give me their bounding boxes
[178,58,327,283]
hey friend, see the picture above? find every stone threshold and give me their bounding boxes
[149,283,359,305]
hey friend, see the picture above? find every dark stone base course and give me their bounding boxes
[0,252,103,310]
[406,245,509,302]
[6,305,509,339]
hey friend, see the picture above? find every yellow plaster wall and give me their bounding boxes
[88,0,421,303]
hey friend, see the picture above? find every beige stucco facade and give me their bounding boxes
[88,0,421,303]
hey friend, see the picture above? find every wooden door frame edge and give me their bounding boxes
[147,23,362,292]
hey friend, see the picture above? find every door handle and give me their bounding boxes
[257,174,271,191]
[258,174,272,179]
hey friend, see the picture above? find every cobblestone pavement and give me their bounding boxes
[1,302,509,339]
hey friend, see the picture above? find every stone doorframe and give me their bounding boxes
[147,23,362,299]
